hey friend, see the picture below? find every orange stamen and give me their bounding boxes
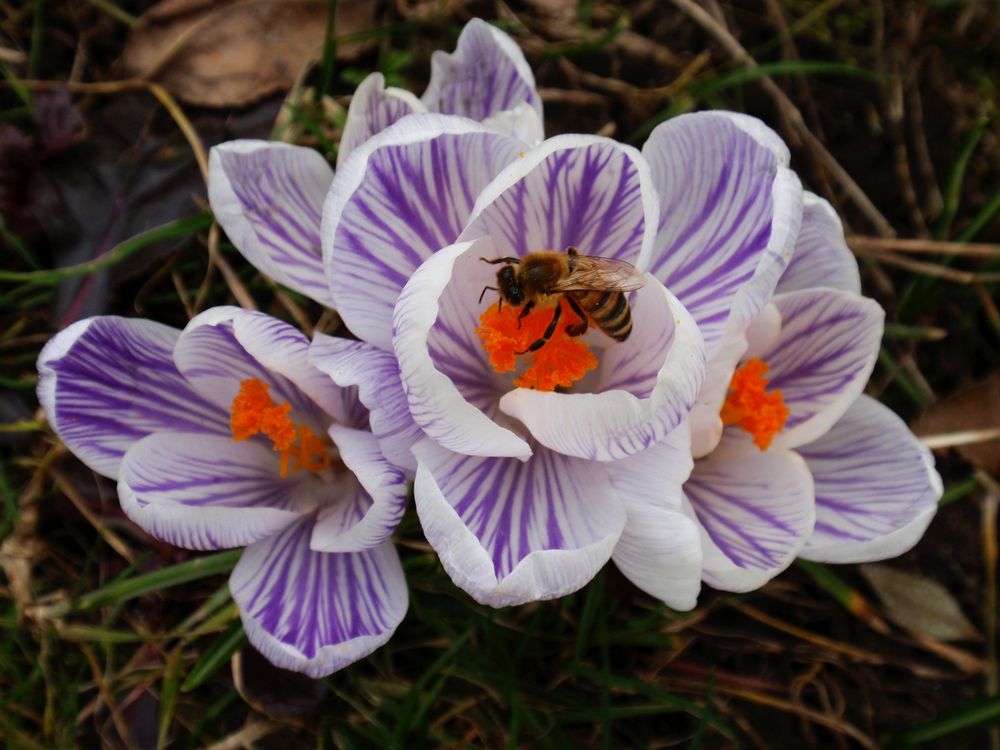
[230,378,332,477]
[475,299,597,392]
[720,358,789,451]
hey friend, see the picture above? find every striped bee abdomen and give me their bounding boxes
[570,289,633,341]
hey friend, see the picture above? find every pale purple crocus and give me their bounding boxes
[677,194,942,591]
[37,307,409,677]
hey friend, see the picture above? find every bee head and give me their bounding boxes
[497,265,525,306]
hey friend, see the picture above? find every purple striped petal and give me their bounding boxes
[310,334,423,474]
[309,425,408,553]
[413,439,626,607]
[799,395,941,563]
[606,423,703,609]
[231,517,407,678]
[37,317,228,479]
[337,72,425,169]
[480,102,544,145]
[118,432,305,550]
[460,135,658,270]
[323,114,524,350]
[764,289,884,450]
[394,240,531,460]
[422,19,543,127]
[644,112,802,358]
[686,437,814,592]
[777,193,861,295]
[208,141,334,307]
[500,281,706,461]
[174,308,329,430]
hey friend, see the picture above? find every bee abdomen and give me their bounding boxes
[571,291,633,342]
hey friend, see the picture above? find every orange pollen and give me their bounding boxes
[230,378,332,478]
[475,299,597,392]
[720,359,789,451]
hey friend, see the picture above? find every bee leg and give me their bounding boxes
[478,285,499,304]
[564,296,589,337]
[518,303,561,354]
[480,256,522,265]
[516,300,535,330]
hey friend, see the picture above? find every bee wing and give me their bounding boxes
[549,255,647,292]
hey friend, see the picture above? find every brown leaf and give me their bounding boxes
[860,563,979,642]
[121,0,377,107]
[913,372,1000,474]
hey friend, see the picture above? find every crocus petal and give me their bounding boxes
[310,334,422,473]
[765,289,884,450]
[461,134,658,270]
[36,316,227,478]
[799,395,941,563]
[413,439,626,607]
[173,307,328,428]
[118,432,304,550]
[231,517,408,678]
[606,423,703,609]
[643,112,802,356]
[394,240,532,460]
[480,101,544,145]
[323,113,524,350]
[422,18,543,126]
[499,281,706,461]
[337,72,426,169]
[686,437,815,592]
[776,192,861,295]
[208,141,335,307]
[309,425,408,553]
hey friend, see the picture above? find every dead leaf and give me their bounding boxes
[914,372,1000,474]
[860,563,979,642]
[121,0,377,107]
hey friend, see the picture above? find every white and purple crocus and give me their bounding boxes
[37,308,409,677]
[38,19,943,678]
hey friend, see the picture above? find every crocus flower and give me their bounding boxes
[37,307,409,677]
[677,194,942,590]
[207,19,543,315]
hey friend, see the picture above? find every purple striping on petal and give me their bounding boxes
[44,318,229,472]
[235,516,398,657]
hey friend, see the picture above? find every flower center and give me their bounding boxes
[719,358,789,451]
[476,299,597,392]
[230,378,332,478]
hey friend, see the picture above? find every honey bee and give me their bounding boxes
[479,246,646,353]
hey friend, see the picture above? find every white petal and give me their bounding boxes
[777,192,861,295]
[606,423,703,609]
[337,72,425,168]
[309,425,408,553]
[461,134,659,271]
[764,289,884,450]
[231,519,407,678]
[36,316,228,478]
[422,18,543,125]
[644,111,803,358]
[413,439,625,607]
[208,140,335,307]
[686,438,815,592]
[799,395,942,563]
[118,432,304,550]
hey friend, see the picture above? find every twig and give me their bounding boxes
[668,0,896,238]
[921,429,1000,450]
[848,236,1000,258]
